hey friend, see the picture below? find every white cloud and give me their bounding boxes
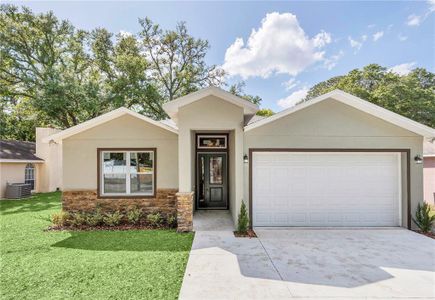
[406,1,435,26]
[119,30,133,37]
[398,33,408,41]
[323,50,344,70]
[348,36,363,52]
[407,14,422,26]
[373,31,384,41]
[277,87,309,109]
[388,62,416,76]
[367,24,376,29]
[313,30,332,48]
[282,78,300,91]
[361,34,368,42]
[222,12,331,79]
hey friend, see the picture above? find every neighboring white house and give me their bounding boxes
[0,128,62,198]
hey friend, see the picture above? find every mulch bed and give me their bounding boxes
[413,230,435,239]
[234,229,257,238]
[46,224,175,231]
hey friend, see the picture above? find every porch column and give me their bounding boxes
[176,192,194,232]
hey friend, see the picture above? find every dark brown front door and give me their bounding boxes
[197,153,228,209]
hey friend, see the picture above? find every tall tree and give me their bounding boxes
[304,64,435,128]
[139,18,225,101]
[0,4,108,128]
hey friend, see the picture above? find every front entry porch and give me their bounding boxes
[193,210,234,231]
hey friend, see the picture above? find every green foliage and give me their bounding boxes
[51,211,70,227]
[103,211,123,227]
[69,212,87,227]
[139,17,225,101]
[413,202,435,233]
[147,212,163,227]
[0,5,226,141]
[229,81,262,105]
[86,209,104,226]
[127,207,142,224]
[237,201,249,233]
[167,214,177,228]
[304,64,435,128]
[256,108,274,117]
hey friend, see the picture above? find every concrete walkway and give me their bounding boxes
[179,213,435,299]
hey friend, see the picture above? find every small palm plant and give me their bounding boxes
[413,202,435,233]
[237,201,249,233]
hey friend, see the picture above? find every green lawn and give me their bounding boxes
[0,192,194,300]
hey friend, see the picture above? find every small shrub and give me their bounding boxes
[51,211,70,227]
[237,201,249,233]
[127,207,142,224]
[167,214,177,227]
[86,210,104,226]
[103,211,123,227]
[413,202,435,233]
[69,212,87,227]
[147,212,163,227]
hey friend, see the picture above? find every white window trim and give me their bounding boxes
[100,150,155,197]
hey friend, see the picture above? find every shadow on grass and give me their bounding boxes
[51,230,194,252]
[0,192,61,215]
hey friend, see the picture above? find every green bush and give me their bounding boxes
[86,210,104,226]
[237,201,249,233]
[69,212,87,227]
[103,211,123,227]
[127,207,142,224]
[51,211,70,227]
[147,212,163,227]
[413,202,435,233]
[167,214,177,227]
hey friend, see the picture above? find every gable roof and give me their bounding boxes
[44,107,178,143]
[244,89,435,138]
[163,86,259,123]
[0,140,43,163]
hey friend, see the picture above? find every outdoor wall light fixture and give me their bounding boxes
[243,154,249,163]
[414,154,423,164]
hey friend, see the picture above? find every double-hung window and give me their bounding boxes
[99,149,155,197]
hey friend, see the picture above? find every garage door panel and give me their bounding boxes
[252,152,401,227]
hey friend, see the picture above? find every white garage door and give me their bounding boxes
[252,152,401,227]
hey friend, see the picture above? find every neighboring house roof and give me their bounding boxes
[44,107,178,143]
[163,86,259,123]
[424,140,435,157]
[0,140,43,163]
[244,89,435,138]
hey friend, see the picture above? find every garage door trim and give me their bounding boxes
[248,148,411,229]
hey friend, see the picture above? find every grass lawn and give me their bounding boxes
[0,192,194,300]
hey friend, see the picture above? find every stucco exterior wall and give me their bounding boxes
[0,163,27,198]
[62,114,178,191]
[423,157,435,205]
[36,127,62,193]
[244,99,424,228]
[176,95,245,224]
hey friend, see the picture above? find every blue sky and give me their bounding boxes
[10,1,435,112]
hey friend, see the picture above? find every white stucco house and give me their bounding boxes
[43,87,435,231]
[0,128,62,198]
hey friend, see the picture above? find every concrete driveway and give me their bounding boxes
[179,226,435,299]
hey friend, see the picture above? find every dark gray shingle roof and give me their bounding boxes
[0,140,43,161]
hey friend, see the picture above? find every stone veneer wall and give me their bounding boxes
[176,192,194,232]
[62,189,178,217]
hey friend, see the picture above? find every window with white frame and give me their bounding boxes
[100,149,155,196]
[25,163,35,190]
